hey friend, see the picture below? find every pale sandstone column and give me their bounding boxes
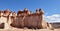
[39,9,47,29]
[0,16,9,29]
[4,16,9,29]
[41,15,47,29]
[3,15,11,29]
[4,22,10,29]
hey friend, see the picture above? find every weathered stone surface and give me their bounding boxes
[0,8,52,29]
[0,29,58,31]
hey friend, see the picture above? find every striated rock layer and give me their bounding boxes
[0,8,52,29]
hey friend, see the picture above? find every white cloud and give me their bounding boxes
[45,14,60,23]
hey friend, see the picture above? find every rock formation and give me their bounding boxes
[0,8,52,29]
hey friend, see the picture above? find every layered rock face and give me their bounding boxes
[0,8,51,29]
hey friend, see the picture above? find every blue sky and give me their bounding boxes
[0,0,60,23]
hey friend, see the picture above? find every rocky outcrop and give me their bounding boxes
[0,8,52,29]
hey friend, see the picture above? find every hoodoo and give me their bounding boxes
[0,8,52,29]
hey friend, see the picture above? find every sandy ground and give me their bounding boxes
[0,26,59,31]
[0,28,60,31]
